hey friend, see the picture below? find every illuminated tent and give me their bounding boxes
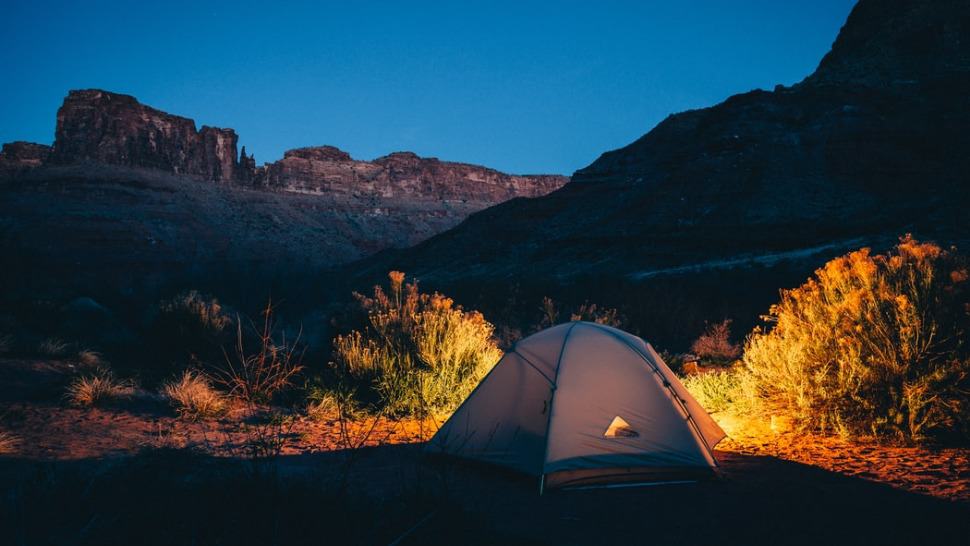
[426,321,725,491]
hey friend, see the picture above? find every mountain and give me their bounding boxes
[0,90,566,311]
[353,0,970,346]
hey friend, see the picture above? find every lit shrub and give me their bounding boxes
[332,271,502,417]
[690,320,740,363]
[65,369,132,407]
[682,367,754,416]
[162,370,227,419]
[742,236,970,441]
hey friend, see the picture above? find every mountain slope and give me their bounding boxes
[362,0,970,285]
[0,91,566,310]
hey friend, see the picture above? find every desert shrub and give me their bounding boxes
[162,371,227,419]
[153,291,233,364]
[742,236,970,441]
[37,337,70,357]
[208,301,304,403]
[331,271,502,417]
[65,369,132,407]
[536,297,623,330]
[691,320,741,362]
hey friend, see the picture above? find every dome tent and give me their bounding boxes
[425,322,726,491]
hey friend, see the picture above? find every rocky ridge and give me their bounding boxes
[1,89,568,202]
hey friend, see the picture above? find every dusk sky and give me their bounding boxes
[1,1,856,175]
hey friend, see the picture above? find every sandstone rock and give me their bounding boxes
[0,141,50,174]
[50,89,241,182]
[257,145,567,203]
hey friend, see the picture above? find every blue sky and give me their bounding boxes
[1,1,856,175]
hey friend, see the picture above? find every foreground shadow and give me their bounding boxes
[0,444,967,546]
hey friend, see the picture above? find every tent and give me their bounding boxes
[425,321,726,491]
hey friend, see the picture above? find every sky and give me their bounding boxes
[0,0,856,175]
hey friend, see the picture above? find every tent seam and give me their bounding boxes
[538,321,580,489]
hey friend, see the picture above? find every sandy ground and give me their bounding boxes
[2,358,969,544]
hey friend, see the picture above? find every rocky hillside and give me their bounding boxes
[353,0,970,346]
[0,91,566,310]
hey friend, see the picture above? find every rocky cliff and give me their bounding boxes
[48,90,241,182]
[0,141,51,175]
[6,89,568,199]
[256,146,566,203]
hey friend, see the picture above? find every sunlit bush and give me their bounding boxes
[742,236,970,441]
[331,271,502,417]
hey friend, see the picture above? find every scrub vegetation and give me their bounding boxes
[684,236,970,443]
[329,271,502,417]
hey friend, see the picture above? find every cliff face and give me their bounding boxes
[0,142,51,175]
[257,146,566,202]
[50,89,241,182]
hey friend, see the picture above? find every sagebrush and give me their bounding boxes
[331,271,502,416]
[742,236,970,441]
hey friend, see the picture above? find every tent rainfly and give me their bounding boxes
[425,321,726,491]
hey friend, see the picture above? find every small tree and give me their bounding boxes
[331,271,502,416]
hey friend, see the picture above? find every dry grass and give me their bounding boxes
[0,431,18,454]
[209,301,304,403]
[65,369,132,407]
[76,349,106,368]
[162,370,227,419]
[38,337,70,357]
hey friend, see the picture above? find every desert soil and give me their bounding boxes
[1,357,968,544]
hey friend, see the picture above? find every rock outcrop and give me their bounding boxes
[256,146,566,202]
[0,141,51,175]
[50,89,241,182]
[9,89,568,201]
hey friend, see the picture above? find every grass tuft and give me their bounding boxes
[37,337,70,357]
[65,369,132,407]
[162,370,227,420]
